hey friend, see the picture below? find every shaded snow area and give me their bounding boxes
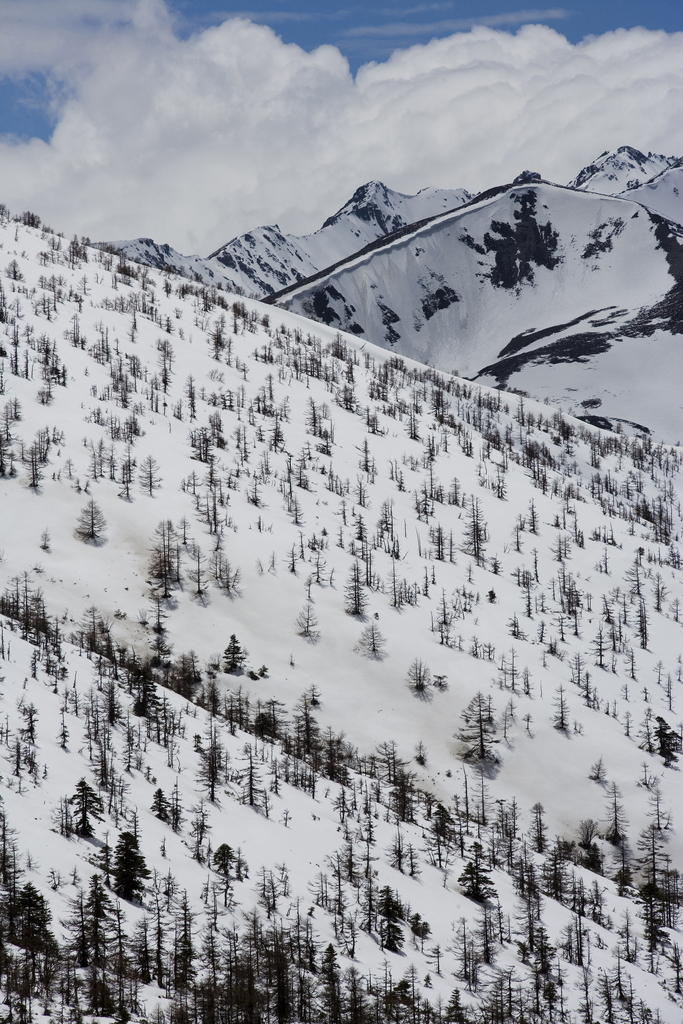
[2,206,683,1024]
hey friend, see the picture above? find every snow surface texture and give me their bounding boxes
[273,181,683,442]
[1,207,683,1022]
[108,182,473,298]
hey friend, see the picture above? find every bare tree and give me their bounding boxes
[295,604,320,642]
[462,496,488,566]
[187,543,207,596]
[355,623,387,659]
[344,560,367,617]
[407,658,431,696]
[75,499,107,542]
[139,454,162,496]
[459,692,498,762]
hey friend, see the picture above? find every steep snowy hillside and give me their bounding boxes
[2,203,683,1023]
[272,180,683,441]
[616,162,683,225]
[109,182,472,298]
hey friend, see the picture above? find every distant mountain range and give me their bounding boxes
[106,147,683,297]
[106,181,472,296]
[105,147,683,439]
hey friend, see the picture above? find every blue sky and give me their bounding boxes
[1,0,681,140]
[171,0,682,64]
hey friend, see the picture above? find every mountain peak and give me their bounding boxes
[513,170,543,185]
[568,145,678,193]
[321,180,406,232]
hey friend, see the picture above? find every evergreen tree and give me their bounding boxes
[212,843,235,879]
[223,634,247,673]
[655,715,680,766]
[13,881,59,988]
[444,987,471,1023]
[70,777,104,837]
[320,944,342,1024]
[458,842,497,902]
[84,873,115,1014]
[112,831,150,902]
[151,788,169,822]
[377,886,404,952]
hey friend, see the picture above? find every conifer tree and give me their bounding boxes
[355,623,387,658]
[407,658,431,694]
[84,873,115,1014]
[344,560,367,616]
[458,842,496,902]
[75,499,107,541]
[463,496,487,566]
[70,777,104,837]
[377,886,404,952]
[223,634,247,673]
[197,720,227,801]
[112,831,150,902]
[459,693,498,762]
[151,788,170,822]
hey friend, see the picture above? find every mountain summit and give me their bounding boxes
[568,145,678,195]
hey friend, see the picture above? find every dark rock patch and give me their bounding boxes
[499,308,615,359]
[422,284,459,320]
[476,331,613,387]
[482,190,561,289]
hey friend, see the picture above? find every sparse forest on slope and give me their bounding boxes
[1,203,683,1024]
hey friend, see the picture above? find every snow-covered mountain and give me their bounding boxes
[568,145,678,196]
[2,202,683,1023]
[107,181,472,297]
[271,178,683,441]
[569,145,683,225]
[614,160,683,224]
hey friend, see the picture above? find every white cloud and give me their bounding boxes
[344,9,572,37]
[1,1,683,254]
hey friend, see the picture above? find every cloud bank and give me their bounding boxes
[1,0,683,254]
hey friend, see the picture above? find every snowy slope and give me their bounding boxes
[108,181,472,298]
[2,205,683,1022]
[272,180,683,441]
[615,162,683,225]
